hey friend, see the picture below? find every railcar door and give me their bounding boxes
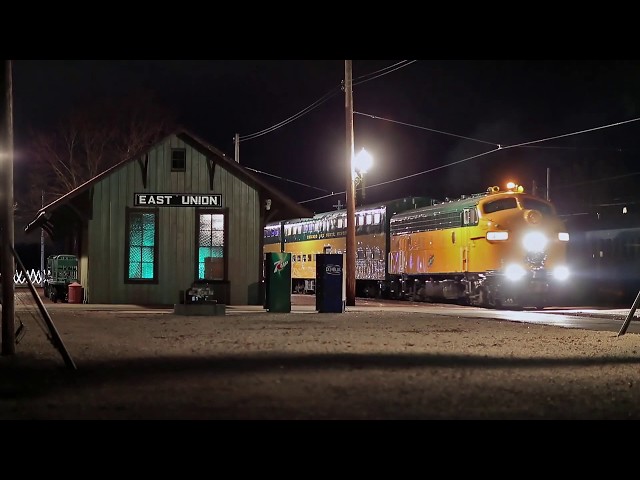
[460,207,478,273]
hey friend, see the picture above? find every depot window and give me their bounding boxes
[197,210,227,280]
[125,207,159,284]
[171,148,186,172]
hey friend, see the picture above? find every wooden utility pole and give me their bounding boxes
[234,133,240,163]
[1,59,15,355]
[344,60,356,306]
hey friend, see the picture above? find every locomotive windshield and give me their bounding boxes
[483,196,555,216]
[483,197,517,214]
[519,198,554,216]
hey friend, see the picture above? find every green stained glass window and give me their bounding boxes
[128,211,157,280]
[198,213,224,279]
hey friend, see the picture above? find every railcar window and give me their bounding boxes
[374,212,381,224]
[390,210,462,234]
[483,198,517,214]
[366,213,372,225]
[520,198,554,216]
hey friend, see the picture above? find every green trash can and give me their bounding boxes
[264,252,292,313]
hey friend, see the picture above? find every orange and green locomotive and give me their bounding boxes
[388,183,570,308]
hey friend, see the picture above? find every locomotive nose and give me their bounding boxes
[524,209,542,224]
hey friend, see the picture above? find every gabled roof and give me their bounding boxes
[24,127,314,238]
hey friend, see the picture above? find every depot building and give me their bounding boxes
[24,128,312,305]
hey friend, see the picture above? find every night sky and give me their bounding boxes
[11,60,640,217]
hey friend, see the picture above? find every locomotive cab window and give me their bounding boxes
[483,197,517,214]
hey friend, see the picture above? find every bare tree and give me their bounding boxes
[17,90,177,220]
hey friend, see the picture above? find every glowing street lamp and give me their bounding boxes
[353,147,373,206]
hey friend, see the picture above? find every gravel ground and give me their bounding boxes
[2,298,640,420]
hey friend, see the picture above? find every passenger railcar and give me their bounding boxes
[265,197,435,295]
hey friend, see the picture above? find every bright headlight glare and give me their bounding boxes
[523,231,547,252]
[487,231,509,241]
[553,265,570,281]
[558,232,569,242]
[505,263,527,281]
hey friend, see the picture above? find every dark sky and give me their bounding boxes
[11,60,640,216]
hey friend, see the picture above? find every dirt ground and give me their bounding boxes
[2,294,640,420]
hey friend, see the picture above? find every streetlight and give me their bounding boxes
[353,147,373,206]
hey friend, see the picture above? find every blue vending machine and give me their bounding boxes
[315,253,345,313]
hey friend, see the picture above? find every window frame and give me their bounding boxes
[124,206,160,284]
[171,148,186,172]
[194,207,229,281]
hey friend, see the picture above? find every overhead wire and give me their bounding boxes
[237,61,640,207]
[298,116,640,205]
[238,61,417,142]
[245,167,331,193]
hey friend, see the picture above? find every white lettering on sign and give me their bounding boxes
[134,193,222,207]
[180,195,220,206]
[325,264,342,275]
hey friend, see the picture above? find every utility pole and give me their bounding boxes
[546,167,550,201]
[1,59,15,355]
[234,133,239,163]
[344,60,356,307]
[40,190,45,280]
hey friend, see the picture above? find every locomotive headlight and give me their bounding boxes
[522,231,548,252]
[558,232,569,242]
[553,265,570,281]
[505,263,527,281]
[487,231,509,241]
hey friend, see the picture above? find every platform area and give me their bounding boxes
[173,303,226,316]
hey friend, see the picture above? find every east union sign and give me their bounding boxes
[134,193,223,207]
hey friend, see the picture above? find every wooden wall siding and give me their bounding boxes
[79,223,89,303]
[87,135,261,305]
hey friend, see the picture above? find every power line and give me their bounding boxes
[245,167,331,193]
[352,61,417,87]
[554,171,640,190]
[238,61,417,143]
[355,111,499,146]
[299,116,640,205]
[237,63,640,206]
[238,86,341,142]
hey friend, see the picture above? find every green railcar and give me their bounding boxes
[43,254,78,303]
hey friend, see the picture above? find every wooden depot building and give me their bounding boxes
[24,128,313,305]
